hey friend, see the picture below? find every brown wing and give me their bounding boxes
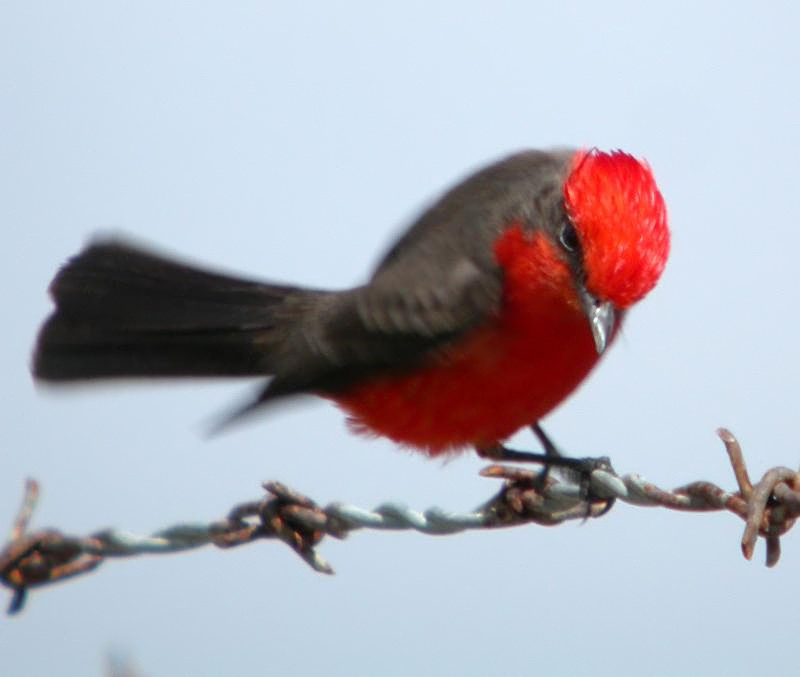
[241,149,573,413]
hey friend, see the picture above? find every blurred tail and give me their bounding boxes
[33,239,313,381]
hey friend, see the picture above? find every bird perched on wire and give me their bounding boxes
[33,148,669,464]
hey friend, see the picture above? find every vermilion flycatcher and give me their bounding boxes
[33,148,669,462]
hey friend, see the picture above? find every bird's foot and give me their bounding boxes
[476,426,616,515]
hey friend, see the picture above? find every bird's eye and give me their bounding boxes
[558,221,580,252]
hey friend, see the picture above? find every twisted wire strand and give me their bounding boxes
[2,428,799,614]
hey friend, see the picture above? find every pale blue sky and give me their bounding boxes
[2,2,800,675]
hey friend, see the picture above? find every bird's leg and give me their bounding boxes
[476,424,596,472]
[531,422,560,486]
[531,422,561,457]
[476,424,616,514]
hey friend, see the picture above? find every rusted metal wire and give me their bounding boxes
[2,428,799,615]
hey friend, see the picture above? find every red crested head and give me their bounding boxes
[564,149,669,309]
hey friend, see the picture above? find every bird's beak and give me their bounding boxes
[580,290,616,355]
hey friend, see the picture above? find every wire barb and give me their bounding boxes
[2,429,799,614]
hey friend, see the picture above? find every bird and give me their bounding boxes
[32,148,669,464]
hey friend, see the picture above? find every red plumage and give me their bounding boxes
[33,148,669,458]
[334,225,601,453]
[335,150,669,454]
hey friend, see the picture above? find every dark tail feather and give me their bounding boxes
[33,239,311,381]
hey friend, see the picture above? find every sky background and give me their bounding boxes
[2,2,800,675]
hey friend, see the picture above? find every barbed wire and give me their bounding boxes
[2,428,799,615]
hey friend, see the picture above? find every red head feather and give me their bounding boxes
[564,149,669,309]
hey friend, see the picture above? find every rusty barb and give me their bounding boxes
[3,428,800,615]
